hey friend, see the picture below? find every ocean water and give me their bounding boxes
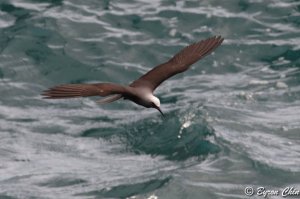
[0,0,300,198]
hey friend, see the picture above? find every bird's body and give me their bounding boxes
[122,87,158,108]
[42,36,224,116]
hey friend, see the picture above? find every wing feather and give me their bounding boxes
[130,36,224,91]
[42,83,127,99]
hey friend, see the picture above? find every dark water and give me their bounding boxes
[0,0,300,198]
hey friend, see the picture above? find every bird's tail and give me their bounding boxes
[97,94,122,104]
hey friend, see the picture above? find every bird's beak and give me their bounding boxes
[155,106,164,117]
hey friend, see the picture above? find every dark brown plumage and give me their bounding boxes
[130,36,224,91]
[42,36,224,115]
[42,83,127,99]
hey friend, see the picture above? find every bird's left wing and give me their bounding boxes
[130,36,224,91]
[42,83,127,99]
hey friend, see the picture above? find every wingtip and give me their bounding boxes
[213,35,224,40]
[40,89,67,99]
[217,35,224,42]
[210,35,224,46]
[41,90,49,98]
[41,91,54,99]
[40,85,84,99]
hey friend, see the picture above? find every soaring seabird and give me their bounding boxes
[42,36,224,116]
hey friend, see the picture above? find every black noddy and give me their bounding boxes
[42,36,224,116]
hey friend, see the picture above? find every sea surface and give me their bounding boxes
[0,0,300,199]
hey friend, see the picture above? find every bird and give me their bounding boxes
[42,36,224,116]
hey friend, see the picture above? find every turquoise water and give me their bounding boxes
[0,0,300,198]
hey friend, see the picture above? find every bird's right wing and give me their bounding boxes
[130,36,224,91]
[42,83,127,99]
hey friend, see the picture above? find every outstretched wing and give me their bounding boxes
[42,83,127,99]
[130,36,224,91]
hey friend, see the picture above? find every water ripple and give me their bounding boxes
[0,0,300,198]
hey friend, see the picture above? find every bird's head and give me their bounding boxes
[150,95,164,117]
